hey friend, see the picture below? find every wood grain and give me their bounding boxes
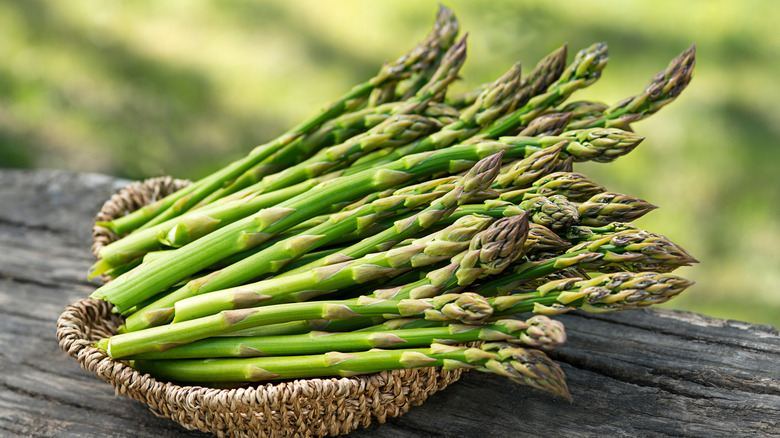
[1,169,778,437]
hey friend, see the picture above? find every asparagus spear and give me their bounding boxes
[444,190,655,239]
[125,315,565,359]
[519,195,580,232]
[344,61,525,174]
[344,44,573,174]
[171,206,528,324]
[477,226,698,296]
[130,341,571,400]
[94,127,637,312]
[476,42,609,139]
[577,192,657,226]
[90,140,518,314]
[169,214,495,322]
[197,100,461,206]
[372,213,530,302]
[489,271,694,316]
[566,44,696,130]
[282,128,638,276]
[448,44,567,113]
[98,6,460,235]
[276,150,511,276]
[222,223,562,339]
[89,173,333,278]
[98,292,496,358]
[497,171,606,204]
[119,153,504,331]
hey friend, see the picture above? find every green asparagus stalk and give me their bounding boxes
[343,60,526,175]
[445,190,654,242]
[225,223,561,338]
[171,207,528,324]
[125,315,565,359]
[288,128,639,274]
[497,171,606,204]
[566,44,696,130]
[98,292,495,358]
[489,271,694,316]
[130,341,571,400]
[94,126,637,313]
[448,43,567,113]
[120,154,503,331]
[519,195,581,232]
[170,214,495,322]
[525,223,572,253]
[164,116,446,249]
[499,127,645,165]
[576,192,657,226]
[476,42,609,139]
[90,139,523,314]
[89,176,330,278]
[510,45,569,112]
[197,101,460,206]
[277,150,511,276]
[477,227,698,296]
[372,214,530,302]
[97,6,460,236]
[346,44,571,174]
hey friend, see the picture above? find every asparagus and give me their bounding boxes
[497,171,606,204]
[219,223,563,339]
[567,45,696,130]
[519,195,580,232]
[120,153,504,331]
[510,44,569,111]
[285,127,638,275]
[125,315,565,359]
[448,44,567,113]
[198,101,461,206]
[182,213,529,337]
[90,173,332,278]
[478,226,698,296]
[345,43,573,174]
[171,208,528,325]
[165,116,447,249]
[98,292,496,358]
[373,213,530,302]
[445,190,654,243]
[203,37,468,206]
[130,341,571,400]
[476,42,609,139]
[277,150,511,276]
[169,214,495,322]
[577,192,657,226]
[343,60,526,175]
[500,127,645,165]
[91,138,530,314]
[489,271,694,316]
[98,6,460,235]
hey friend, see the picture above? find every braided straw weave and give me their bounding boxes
[56,177,466,437]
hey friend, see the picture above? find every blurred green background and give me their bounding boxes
[1,0,778,326]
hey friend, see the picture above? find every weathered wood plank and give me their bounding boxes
[1,169,778,437]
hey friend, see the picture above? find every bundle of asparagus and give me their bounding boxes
[88,6,697,402]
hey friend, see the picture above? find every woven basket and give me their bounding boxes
[56,176,466,437]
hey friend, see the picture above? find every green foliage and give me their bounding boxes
[0,0,777,326]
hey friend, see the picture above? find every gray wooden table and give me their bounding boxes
[1,169,778,437]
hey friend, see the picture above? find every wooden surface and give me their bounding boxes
[1,168,778,438]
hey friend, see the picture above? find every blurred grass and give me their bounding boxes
[0,0,778,327]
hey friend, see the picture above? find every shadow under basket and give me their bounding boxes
[56,176,466,437]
